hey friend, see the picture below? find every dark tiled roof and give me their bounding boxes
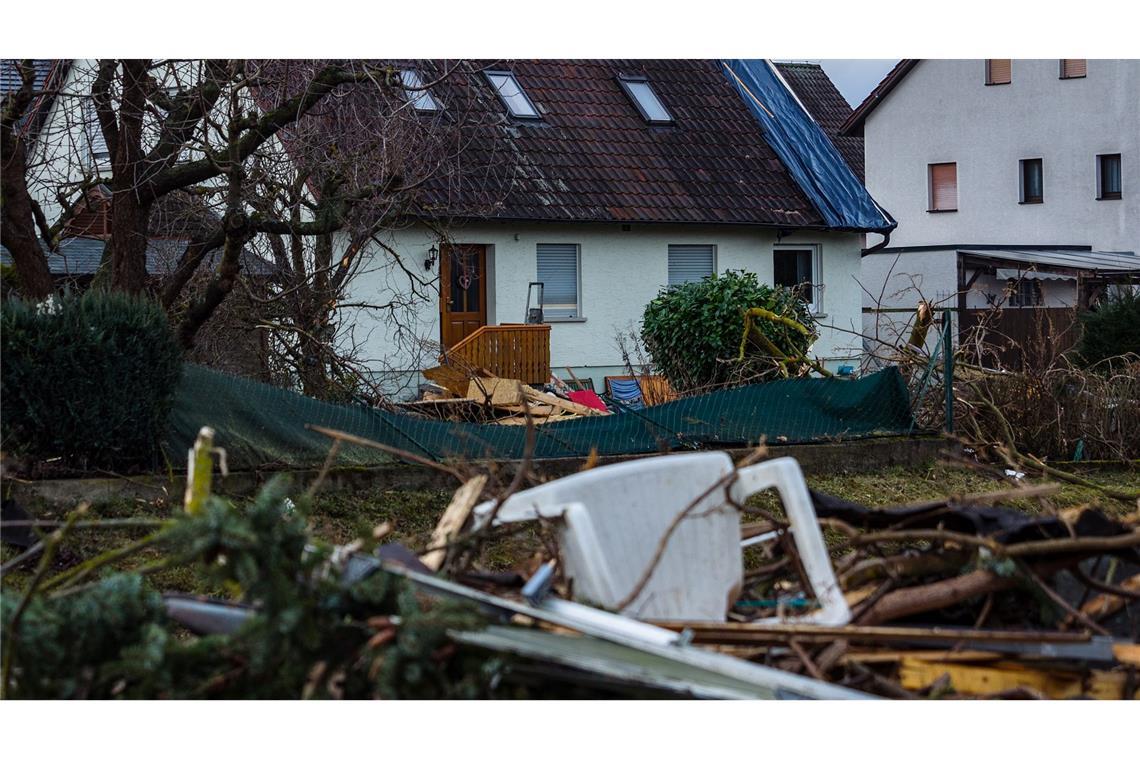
[405,60,829,228]
[775,62,865,181]
[840,59,918,137]
[1,238,277,277]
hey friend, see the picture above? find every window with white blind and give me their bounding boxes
[667,245,716,287]
[929,162,958,212]
[536,243,580,319]
[1060,59,1087,79]
[985,59,1011,85]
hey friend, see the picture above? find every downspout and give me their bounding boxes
[861,229,892,257]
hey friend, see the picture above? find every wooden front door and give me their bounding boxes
[440,244,488,349]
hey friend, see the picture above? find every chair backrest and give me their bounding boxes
[473,452,742,621]
[605,376,645,411]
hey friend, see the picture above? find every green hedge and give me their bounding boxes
[1075,288,1140,367]
[641,270,817,392]
[1,292,183,470]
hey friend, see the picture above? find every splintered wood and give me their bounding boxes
[412,368,611,425]
[421,474,488,571]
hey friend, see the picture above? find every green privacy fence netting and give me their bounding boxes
[164,364,916,470]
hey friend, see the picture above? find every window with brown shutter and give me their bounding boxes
[986,59,1011,85]
[1060,59,1087,79]
[929,163,958,212]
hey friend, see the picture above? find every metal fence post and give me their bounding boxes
[943,312,954,434]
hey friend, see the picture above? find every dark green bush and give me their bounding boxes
[1075,288,1140,367]
[1,291,183,470]
[641,270,817,392]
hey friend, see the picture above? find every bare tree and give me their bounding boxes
[2,58,514,398]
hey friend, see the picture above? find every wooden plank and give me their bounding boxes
[521,386,608,417]
[1072,573,1140,623]
[422,365,472,398]
[650,622,1093,645]
[466,377,524,406]
[898,658,1127,699]
[421,475,488,571]
[1113,643,1140,667]
[842,650,1003,665]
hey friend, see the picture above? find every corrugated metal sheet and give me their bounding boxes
[959,248,1140,274]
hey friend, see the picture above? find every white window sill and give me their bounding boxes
[545,317,587,323]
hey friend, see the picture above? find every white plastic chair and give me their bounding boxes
[471,452,850,625]
[731,458,851,626]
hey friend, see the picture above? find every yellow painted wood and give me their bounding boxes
[899,658,1129,699]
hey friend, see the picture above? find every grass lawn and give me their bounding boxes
[3,460,1137,595]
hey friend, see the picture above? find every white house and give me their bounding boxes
[3,59,894,397]
[340,59,892,396]
[844,59,1139,353]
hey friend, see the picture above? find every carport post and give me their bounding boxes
[943,313,954,434]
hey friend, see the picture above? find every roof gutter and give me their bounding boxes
[861,228,892,257]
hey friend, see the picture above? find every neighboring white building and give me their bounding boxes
[843,59,1138,351]
[340,59,890,396]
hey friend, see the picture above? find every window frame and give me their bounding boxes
[1019,158,1044,204]
[483,70,541,120]
[985,59,1012,86]
[928,162,959,213]
[773,243,824,314]
[666,244,717,289]
[1059,59,1087,80]
[617,75,674,125]
[1097,153,1122,201]
[1006,277,1042,308]
[399,69,441,112]
[536,243,582,321]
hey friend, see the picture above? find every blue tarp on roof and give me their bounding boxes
[721,60,896,234]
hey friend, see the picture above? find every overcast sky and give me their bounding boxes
[817,60,900,107]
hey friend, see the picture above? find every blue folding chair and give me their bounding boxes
[606,377,645,412]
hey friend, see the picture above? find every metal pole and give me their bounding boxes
[943,312,954,434]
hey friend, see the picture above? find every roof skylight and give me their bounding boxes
[484,70,540,119]
[618,75,673,124]
[399,69,440,112]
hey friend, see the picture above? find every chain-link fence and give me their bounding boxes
[164,363,919,471]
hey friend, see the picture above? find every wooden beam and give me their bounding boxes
[650,622,1092,646]
[420,474,488,572]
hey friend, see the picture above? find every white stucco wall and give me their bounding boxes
[863,59,1139,253]
[858,59,1137,343]
[342,222,866,397]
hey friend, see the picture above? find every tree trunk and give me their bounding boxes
[106,60,151,294]
[0,136,54,299]
[176,209,250,348]
[1,61,55,300]
[298,330,332,398]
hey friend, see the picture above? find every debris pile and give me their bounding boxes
[402,364,674,424]
[415,447,1140,699]
[4,426,1137,700]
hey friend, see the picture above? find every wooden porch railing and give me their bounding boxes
[442,324,551,384]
